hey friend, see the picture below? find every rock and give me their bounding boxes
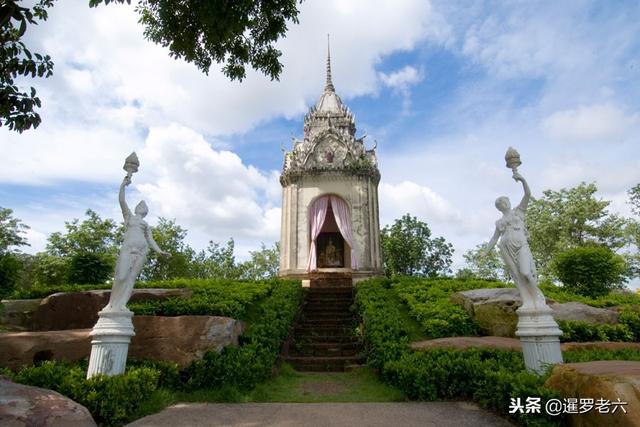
[32,288,193,331]
[0,298,42,330]
[546,361,640,427]
[549,301,619,324]
[451,288,525,337]
[0,330,91,370]
[128,316,245,367]
[0,316,244,370]
[0,377,96,426]
[451,288,618,337]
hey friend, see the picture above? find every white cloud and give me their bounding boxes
[542,104,638,143]
[135,125,281,248]
[379,66,423,92]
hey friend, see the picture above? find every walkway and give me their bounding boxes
[127,402,515,427]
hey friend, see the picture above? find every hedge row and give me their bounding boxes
[392,277,640,343]
[7,278,276,320]
[4,280,304,426]
[356,277,564,426]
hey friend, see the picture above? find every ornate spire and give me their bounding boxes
[325,34,335,92]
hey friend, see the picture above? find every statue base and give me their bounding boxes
[86,309,135,379]
[515,306,563,375]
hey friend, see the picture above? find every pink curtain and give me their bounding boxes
[306,196,329,271]
[330,196,359,269]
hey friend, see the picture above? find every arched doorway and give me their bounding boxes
[307,195,358,271]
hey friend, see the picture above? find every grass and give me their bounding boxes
[171,364,406,403]
[249,364,406,402]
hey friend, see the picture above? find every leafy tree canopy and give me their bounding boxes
[46,209,118,257]
[381,213,453,277]
[1,0,301,132]
[0,206,30,254]
[141,217,194,281]
[459,242,509,282]
[526,182,628,277]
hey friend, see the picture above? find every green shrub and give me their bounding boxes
[182,280,302,391]
[10,361,160,426]
[392,277,511,338]
[553,246,628,297]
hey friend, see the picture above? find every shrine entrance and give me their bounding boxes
[307,194,357,272]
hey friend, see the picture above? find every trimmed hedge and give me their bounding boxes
[4,280,303,426]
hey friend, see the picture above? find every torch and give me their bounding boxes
[505,147,521,179]
[123,152,140,180]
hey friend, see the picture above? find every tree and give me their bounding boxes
[0,1,54,132]
[141,217,195,281]
[380,214,453,277]
[0,206,30,253]
[629,184,640,216]
[553,245,628,297]
[460,243,509,281]
[1,0,301,133]
[0,207,30,295]
[192,238,242,280]
[239,242,279,280]
[526,182,628,278]
[46,209,118,284]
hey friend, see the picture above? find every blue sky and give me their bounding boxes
[1,0,639,284]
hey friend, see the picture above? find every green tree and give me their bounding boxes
[460,243,509,281]
[380,214,453,277]
[526,182,628,278]
[239,242,279,280]
[141,217,194,281]
[2,0,301,133]
[553,245,628,297]
[192,238,241,279]
[0,207,30,295]
[0,1,54,132]
[626,183,640,278]
[46,209,118,284]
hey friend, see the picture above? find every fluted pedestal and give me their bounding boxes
[516,307,563,375]
[86,309,135,378]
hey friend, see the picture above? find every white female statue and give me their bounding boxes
[104,155,168,312]
[484,170,547,311]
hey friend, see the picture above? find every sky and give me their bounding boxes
[1,0,639,284]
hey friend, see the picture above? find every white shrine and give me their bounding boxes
[278,46,383,283]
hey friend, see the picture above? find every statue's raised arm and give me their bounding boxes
[119,176,132,221]
[513,171,531,212]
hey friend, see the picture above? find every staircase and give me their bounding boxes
[285,274,363,371]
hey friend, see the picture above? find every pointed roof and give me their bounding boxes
[314,35,345,114]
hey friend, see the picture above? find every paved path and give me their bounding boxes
[127,402,515,427]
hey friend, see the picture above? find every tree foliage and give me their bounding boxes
[239,242,279,280]
[381,214,453,277]
[0,206,30,253]
[2,0,300,133]
[526,182,628,277]
[141,217,194,281]
[553,245,628,297]
[0,0,54,132]
[459,243,509,281]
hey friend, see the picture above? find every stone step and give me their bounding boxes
[302,312,354,320]
[291,342,361,357]
[301,320,354,327]
[295,335,361,344]
[305,297,354,304]
[307,288,353,294]
[295,326,355,336]
[285,356,363,372]
[303,306,353,314]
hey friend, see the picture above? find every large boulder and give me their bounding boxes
[451,288,619,337]
[32,288,192,331]
[546,361,640,426]
[128,316,245,367]
[0,315,244,370]
[0,298,42,331]
[0,377,96,426]
[549,301,619,324]
[450,288,524,336]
